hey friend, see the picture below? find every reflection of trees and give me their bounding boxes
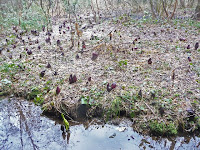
[138,135,199,149]
[0,99,41,149]
[0,98,69,149]
[0,99,20,149]
[17,101,39,150]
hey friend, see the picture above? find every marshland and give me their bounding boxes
[0,0,200,149]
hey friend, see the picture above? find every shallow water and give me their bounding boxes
[0,97,200,150]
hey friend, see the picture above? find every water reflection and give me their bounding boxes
[0,97,200,150]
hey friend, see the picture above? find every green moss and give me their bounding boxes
[149,120,177,136]
[107,97,122,118]
[149,120,166,135]
[167,122,178,135]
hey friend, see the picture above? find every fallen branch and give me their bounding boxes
[144,102,155,115]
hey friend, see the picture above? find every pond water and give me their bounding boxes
[0,97,200,150]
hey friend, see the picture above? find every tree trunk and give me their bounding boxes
[195,0,200,20]
[169,0,178,19]
[149,0,157,18]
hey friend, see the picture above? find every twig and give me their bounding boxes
[144,102,155,115]
[57,105,79,124]
[162,0,168,18]
[169,0,178,19]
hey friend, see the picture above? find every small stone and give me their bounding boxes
[109,133,116,138]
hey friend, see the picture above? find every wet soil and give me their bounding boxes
[0,97,200,150]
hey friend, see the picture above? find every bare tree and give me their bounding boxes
[149,0,178,19]
[149,0,157,18]
[37,0,52,30]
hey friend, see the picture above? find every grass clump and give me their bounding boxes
[0,63,19,79]
[27,87,41,100]
[27,86,47,105]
